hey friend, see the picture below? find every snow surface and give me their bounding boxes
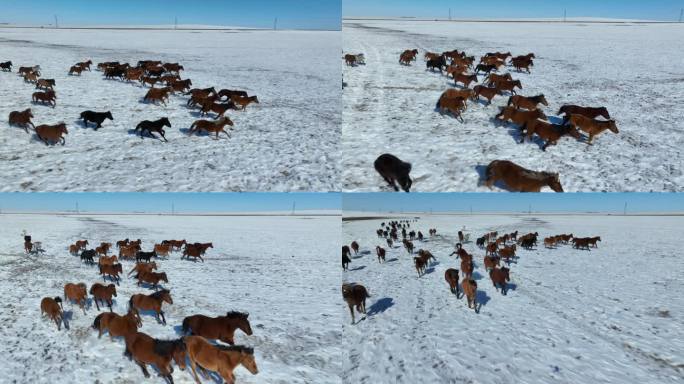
[0,28,340,191]
[0,214,341,383]
[342,21,684,192]
[342,214,684,383]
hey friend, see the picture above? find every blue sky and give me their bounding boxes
[0,193,340,213]
[0,0,341,30]
[343,0,684,21]
[343,193,684,213]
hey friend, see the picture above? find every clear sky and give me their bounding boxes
[343,193,684,214]
[0,193,340,213]
[0,0,341,30]
[343,0,684,21]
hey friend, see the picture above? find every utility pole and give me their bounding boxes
[274,17,278,30]
[54,15,59,29]
[174,17,178,30]
[679,8,683,23]
[75,202,79,214]
[291,201,296,215]
[449,8,452,21]
[528,204,532,214]
[171,202,175,215]
[563,9,567,23]
[624,202,627,215]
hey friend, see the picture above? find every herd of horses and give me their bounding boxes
[344,46,620,192]
[33,235,257,383]
[342,219,602,323]
[2,58,258,144]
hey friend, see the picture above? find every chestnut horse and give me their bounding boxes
[135,271,169,290]
[342,283,369,324]
[35,123,68,145]
[184,336,258,384]
[130,289,173,324]
[182,311,252,345]
[32,90,56,107]
[522,119,581,151]
[63,282,88,315]
[40,297,64,330]
[93,309,141,340]
[495,107,547,126]
[128,261,158,277]
[507,94,548,110]
[490,267,510,295]
[566,114,619,144]
[89,283,117,311]
[188,116,234,139]
[375,246,386,263]
[461,278,478,311]
[350,241,359,255]
[558,105,610,120]
[484,160,563,192]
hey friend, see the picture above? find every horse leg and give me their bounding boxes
[94,298,100,311]
[160,311,166,325]
[348,303,355,324]
[136,360,151,378]
[188,357,202,384]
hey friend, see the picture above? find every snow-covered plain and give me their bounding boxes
[342,214,684,383]
[0,214,341,383]
[0,28,340,191]
[342,21,684,192]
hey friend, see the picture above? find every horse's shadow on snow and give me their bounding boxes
[385,258,398,263]
[475,290,491,313]
[367,297,394,317]
[62,310,73,330]
[349,265,366,271]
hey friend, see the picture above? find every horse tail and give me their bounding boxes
[134,122,142,131]
[93,313,103,330]
[507,96,513,106]
[128,296,134,311]
[181,317,190,334]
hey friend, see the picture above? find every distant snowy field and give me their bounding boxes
[342,21,684,192]
[0,214,340,383]
[0,28,340,191]
[342,214,684,383]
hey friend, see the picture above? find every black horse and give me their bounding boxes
[134,118,170,141]
[426,56,446,72]
[218,89,248,100]
[374,154,412,192]
[136,251,157,263]
[80,249,96,265]
[475,64,497,74]
[80,110,113,129]
[0,61,12,72]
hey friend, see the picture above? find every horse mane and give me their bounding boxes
[214,344,254,355]
[150,289,170,299]
[153,338,185,357]
[224,311,248,319]
[519,168,552,181]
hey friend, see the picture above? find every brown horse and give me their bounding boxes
[75,240,89,250]
[484,160,563,192]
[438,96,466,121]
[499,245,516,264]
[558,105,610,120]
[125,68,144,82]
[182,311,252,345]
[350,241,359,255]
[445,65,468,78]
[69,244,80,255]
[342,283,369,324]
[35,78,55,90]
[124,332,187,382]
[511,57,533,73]
[40,297,64,330]
[344,54,357,66]
[93,309,141,340]
[200,101,234,117]
[461,278,478,311]
[188,116,234,139]
[128,261,158,277]
[472,85,499,105]
[143,87,172,106]
[494,80,522,95]
[587,236,601,248]
[566,114,619,144]
[182,244,205,262]
[490,267,510,295]
[453,73,478,88]
[184,336,258,384]
[89,283,117,311]
[507,94,548,110]
[486,242,498,256]
[32,90,56,107]
[100,263,123,285]
[460,259,474,279]
[68,65,84,76]
[414,256,427,277]
[35,123,68,145]
[9,108,35,132]
[375,246,386,263]
[484,72,512,86]
[170,79,192,93]
[444,268,460,296]
[129,289,173,324]
[522,119,581,150]
[64,282,88,315]
[495,107,546,126]
[438,88,475,104]
[140,76,160,87]
[483,255,500,271]
[229,95,259,110]
[135,271,169,290]
[98,254,118,265]
[153,243,171,257]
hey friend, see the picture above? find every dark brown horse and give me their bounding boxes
[93,309,141,340]
[124,332,187,383]
[9,109,35,132]
[89,283,117,311]
[182,311,252,345]
[444,268,460,296]
[558,105,610,120]
[522,119,581,150]
[490,267,510,295]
